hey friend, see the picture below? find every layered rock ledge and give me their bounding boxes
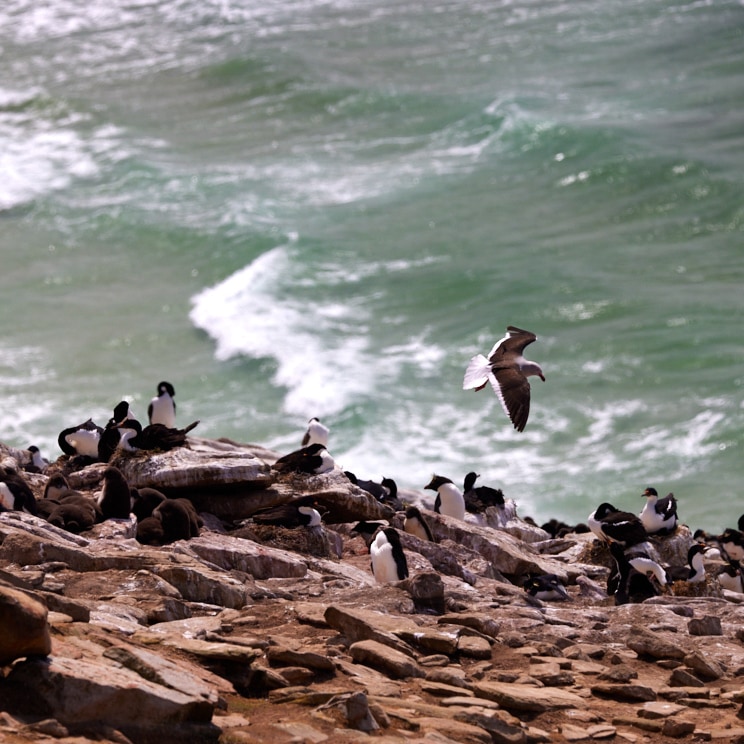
[1,438,744,744]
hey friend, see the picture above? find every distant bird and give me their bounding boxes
[115,418,198,453]
[110,400,134,426]
[302,417,329,448]
[715,561,744,593]
[608,542,667,605]
[47,501,98,534]
[57,418,104,458]
[425,474,465,521]
[523,574,570,601]
[252,496,323,528]
[588,502,648,548]
[273,443,335,475]
[0,468,37,515]
[44,473,71,501]
[403,506,434,542]
[23,445,48,474]
[463,325,545,432]
[148,381,176,428]
[716,528,744,562]
[639,487,678,535]
[462,471,505,513]
[665,543,709,584]
[344,471,389,501]
[98,466,132,520]
[152,498,200,543]
[370,527,409,583]
[130,487,168,522]
[380,477,403,510]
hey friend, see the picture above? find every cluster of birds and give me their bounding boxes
[0,382,203,545]
[2,327,743,603]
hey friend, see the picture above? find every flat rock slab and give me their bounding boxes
[8,654,215,725]
[181,533,308,580]
[349,640,424,680]
[473,680,586,712]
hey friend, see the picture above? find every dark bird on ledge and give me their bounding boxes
[523,573,570,601]
[252,496,323,529]
[344,471,389,501]
[463,325,545,432]
[115,417,199,454]
[273,443,335,474]
[462,471,505,513]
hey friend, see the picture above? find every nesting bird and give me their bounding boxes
[114,417,198,453]
[24,445,48,474]
[665,543,710,584]
[587,502,648,548]
[273,443,335,475]
[0,468,37,515]
[252,496,323,528]
[463,325,545,432]
[639,487,678,535]
[462,471,505,513]
[57,418,104,459]
[425,475,465,521]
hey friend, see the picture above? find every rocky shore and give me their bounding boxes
[2,436,744,744]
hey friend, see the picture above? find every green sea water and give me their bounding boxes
[1,0,743,532]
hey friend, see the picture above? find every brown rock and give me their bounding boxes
[349,639,424,679]
[687,615,723,636]
[473,680,586,712]
[626,624,686,660]
[0,586,51,665]
[591,684,657,702]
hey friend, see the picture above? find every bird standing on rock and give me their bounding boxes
[463,325,545,432]
[148,381,177,428]
[425,475,465,521]
[98,466,132,520]
[403,506,434,542]
[302,417,329,448]
[587,502,648,548]
[639,487,678,535]
[370,527,409,583]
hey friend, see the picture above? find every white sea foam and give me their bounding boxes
[0,87,104,210]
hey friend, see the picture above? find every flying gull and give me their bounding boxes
[463,325,545,432]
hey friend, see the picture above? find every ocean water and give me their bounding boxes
[2,0,743,533]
